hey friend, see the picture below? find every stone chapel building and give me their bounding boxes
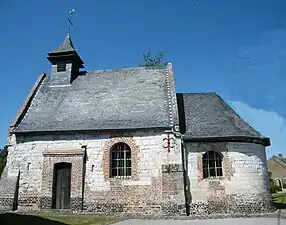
[0,34,274,216]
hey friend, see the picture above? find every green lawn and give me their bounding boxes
[0,213,119,225]
[272,192,286,209]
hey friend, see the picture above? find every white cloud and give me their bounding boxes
[229,101,286,159]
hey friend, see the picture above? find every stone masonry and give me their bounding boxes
[185,141,274,216]
[40,148,85,210]
[2,130,275,216]
[4,129,185,215]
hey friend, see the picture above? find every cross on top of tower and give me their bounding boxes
[68,9,76,36]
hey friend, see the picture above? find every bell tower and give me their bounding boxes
[47,34,84,86]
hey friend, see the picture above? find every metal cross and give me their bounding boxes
[68,9,76,35]
[163,133,175,153]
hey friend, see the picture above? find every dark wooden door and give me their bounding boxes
[54,163,71,209]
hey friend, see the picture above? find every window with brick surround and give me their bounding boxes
[110,142,131,178]
[202,151,223,179]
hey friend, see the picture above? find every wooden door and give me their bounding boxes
[53,163,71,209]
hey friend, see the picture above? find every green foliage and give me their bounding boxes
[269,171,274,185]
[139,51,168,67]
[269,171,276,193]
[270,183,278,193]
[0,145,8,176]
[272,192,286,205]
[269,171,283,193]
[277,185,283,192]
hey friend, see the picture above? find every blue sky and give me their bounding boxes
[0,0,285,158]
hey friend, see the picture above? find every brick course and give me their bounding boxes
[3,130,185,215]
[0,132,274,215]
[185,142,274,215]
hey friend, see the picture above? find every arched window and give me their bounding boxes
[202,151,223,179]
[110,142,131,178]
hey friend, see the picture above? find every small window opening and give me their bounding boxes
[57,64,66,72]
[110,142,131,178]
[27,163,31,171]
[202,151,223,179]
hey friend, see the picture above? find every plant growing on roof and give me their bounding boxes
[139,50,168,67]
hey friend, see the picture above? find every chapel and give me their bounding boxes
[0,34,274,216]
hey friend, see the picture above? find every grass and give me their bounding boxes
[0,213,119,225]
[272,192,286,209]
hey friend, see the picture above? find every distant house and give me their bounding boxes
[268,154,286,190]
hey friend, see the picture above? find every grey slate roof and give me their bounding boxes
[177,93,265,138]
[50,34,75,53]
[14,68,173,132]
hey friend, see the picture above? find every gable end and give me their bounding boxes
[9,73,47,134]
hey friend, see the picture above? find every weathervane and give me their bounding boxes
[68,9,76,35]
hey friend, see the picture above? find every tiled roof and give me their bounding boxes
[14,67,174,132]
[49,34,75,53]
[177,93,270,146]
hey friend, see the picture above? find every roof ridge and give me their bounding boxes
[272,156,286,169]
[178,92,218,96]
[87,67,167,73]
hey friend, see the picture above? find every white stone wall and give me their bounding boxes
[185,142,270,202]
[225,142,269,195]
[6,130,182,197]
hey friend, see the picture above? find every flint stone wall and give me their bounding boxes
[185,141,274,215]
[5,129,185,215]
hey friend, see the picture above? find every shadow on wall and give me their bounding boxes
[15,129,164,144]
[0,213,67,225]
[183,147,192,205]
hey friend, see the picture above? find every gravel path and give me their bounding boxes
[113,217,286,225]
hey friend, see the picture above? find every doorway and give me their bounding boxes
[52,162,72,209]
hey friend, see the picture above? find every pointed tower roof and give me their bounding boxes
[47,34,84,67]
[50,34,76,54]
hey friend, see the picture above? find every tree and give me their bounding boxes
[268,171,282,193]
[0,145,8,176]
[139,51,168,67]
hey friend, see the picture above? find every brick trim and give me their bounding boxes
[102,136,139,180]
[223,152,234,180]
[197,151,233,181]
[165,62,179,127]
[42,148,85,156]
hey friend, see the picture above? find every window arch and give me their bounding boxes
[110,142,131,178]
[202,151,223,179]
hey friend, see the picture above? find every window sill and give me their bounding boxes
[108,177,151,186]
[202,176,225,181]
[109,176,132,180]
